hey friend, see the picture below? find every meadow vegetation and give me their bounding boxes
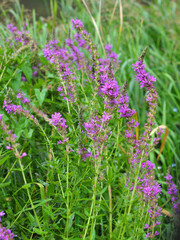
[0,0,180,239]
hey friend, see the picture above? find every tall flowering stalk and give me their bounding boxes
[164,171,180,212]
[6,23,37,61]
[117,49,166,239]
[16,91,68,144]
[0,114,26,159]
[7,23,30,45]
[43,40,77,103]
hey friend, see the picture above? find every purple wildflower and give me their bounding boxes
[0,211,16,239]
[21,74,27,82]
[134,121,139,128]
[6,144,12,150]
[32,70,38,77]
[84,118,101,139]
[49,112,67,129]
[101,79,120,99]
[65,38,85,68]
[118,103,136,118]
[20,152,27,158]
[74,33,86,48]
[125,130,132,139]
[7,23,17,33]
[43,40,77,102]
[57,138,68,145]
[3,100,39,126]
[145,232,151,239]
[16,91,30,104]
[104,44,120,66]
[101,112,112,123]
[105,44,113,52]
[117,93,136,118]
[71,19,84,30]
[7,23,30,45]
[83,113,111,146]
[164,173,180,212]
[132,61,156,89]
[124,59,162,237]
[49,112,68,144]
[77,147,91,161]
[144,224,149,229]
[156,221,161,226]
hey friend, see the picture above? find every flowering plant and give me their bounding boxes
[0,19,179,239]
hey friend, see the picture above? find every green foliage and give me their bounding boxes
[0,0,179,239]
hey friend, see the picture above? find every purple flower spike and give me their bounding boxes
[77,147,91,161]
[7,22,30,46]
[132,61,156,89]
[101,112,112,123]
[71,19,84,30]
[164,172,180,212]
[16,91,30,104]
[49,112,67,129]
[7,23,17,33]
[105,44,113,52]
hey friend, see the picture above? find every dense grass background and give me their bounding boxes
[0,0,180,239]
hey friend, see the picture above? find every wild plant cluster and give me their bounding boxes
[0,19,179,240]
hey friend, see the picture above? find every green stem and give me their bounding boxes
[84,144,104,239]
[17,153,43,236]
[107,166,112,240]
[119,153,144,239]
[134,201,146,239]
[65,146,70,239]
[57,71,77,135]
[2,159,17,183]
[58,173,65,199]
[109,184,113,239]
[83,175,98,240]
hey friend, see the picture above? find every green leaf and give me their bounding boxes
[11,70,21,92]
[24,128,34,139]
[33,228,48,235]
[21,233,30,240]
[68,213,75,231]
[91,228,96,240]
[84,208,91,217]
[22,183,31,189]
[0,154,9,166]
[26,212,35,223]
[35,88,47,106]
[22,64,32,81]
[0,181,11,188]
